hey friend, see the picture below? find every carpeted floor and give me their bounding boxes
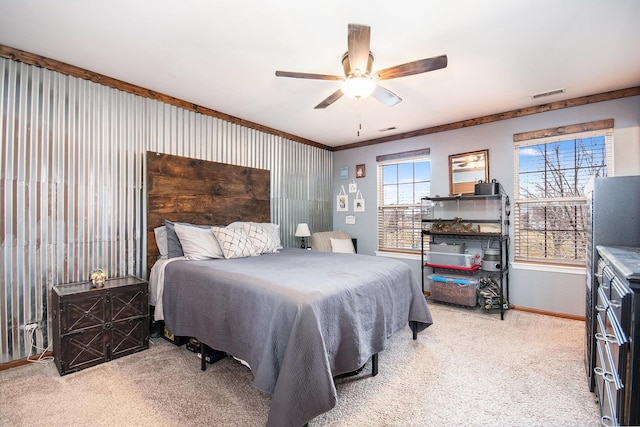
[0,303,600,426]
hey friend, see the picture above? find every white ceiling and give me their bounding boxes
[1,0,639,148]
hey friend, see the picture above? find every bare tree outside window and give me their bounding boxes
[514,135,610,265]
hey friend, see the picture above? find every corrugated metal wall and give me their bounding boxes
[0,57,333,363]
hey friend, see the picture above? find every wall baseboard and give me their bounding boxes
[0,352,54,371]
[511,305,585,321]
[424,294,585,322]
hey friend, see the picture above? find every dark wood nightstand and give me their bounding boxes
[52,276,149,375]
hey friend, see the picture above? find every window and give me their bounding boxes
[377,149,431,254]
[513,121,613,265]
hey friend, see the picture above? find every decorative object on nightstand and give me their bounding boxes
[89,268,107,288]
[295,223,311,249]
[51,276,149,375]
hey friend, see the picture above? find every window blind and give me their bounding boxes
[377,153,430,254]
[513,126,613,265]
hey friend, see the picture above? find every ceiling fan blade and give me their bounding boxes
[371,85,402,106]
[314,89,344,109]
[376,54,448,80]
[275,71,343,81]
[347,24,371,74]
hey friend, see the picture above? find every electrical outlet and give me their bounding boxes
[25,323,38,332]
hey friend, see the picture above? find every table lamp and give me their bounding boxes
[295,223,311,249]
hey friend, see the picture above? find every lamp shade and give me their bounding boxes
[295,223,311,237]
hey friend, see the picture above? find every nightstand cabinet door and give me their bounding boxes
[110,282,148,359]
[58,325,108,374]
[57,291,108,335]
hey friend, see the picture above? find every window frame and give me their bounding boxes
[376,150,431,255]
[513,120,614,266]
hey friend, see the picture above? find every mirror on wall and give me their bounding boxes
[449,149,489,195]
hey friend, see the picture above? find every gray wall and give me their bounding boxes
[0,57,333,362]
[333,95,640,317]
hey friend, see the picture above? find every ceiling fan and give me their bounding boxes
[275,23,448,109]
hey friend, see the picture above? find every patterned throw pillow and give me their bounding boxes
[211,227,259,259]
[228,222,283,249]
[244,223,279,254]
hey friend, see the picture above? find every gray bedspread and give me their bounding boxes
[162,248,432,426]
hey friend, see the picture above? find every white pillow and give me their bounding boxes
[211,227,259,259]
[173,223,224,260]
[330,237,355,254]
[261,223,284,250]
[226,221,245,229]
[243,223,279,254]
[228,221,283,249]
[154,226,169,258]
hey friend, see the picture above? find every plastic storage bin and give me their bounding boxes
[430,243,465,254]
[427,274,479,307]
[426,252,479,268]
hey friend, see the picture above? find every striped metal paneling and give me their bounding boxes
[0,57,333,362]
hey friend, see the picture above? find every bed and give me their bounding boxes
[146,152,432,426]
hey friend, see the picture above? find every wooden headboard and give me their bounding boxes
[146,151,271,273]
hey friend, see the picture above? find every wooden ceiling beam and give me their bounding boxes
[334,86,640,151]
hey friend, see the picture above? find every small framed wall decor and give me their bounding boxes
[337,194,348,211]
[340,166,349,180]
[337,185,348,212]
[355,164,366,178]
[353,190,365,212]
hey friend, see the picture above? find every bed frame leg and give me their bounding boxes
[200,342,207,371]
[372,353,378,376]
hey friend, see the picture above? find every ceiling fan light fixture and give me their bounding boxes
[275,24,447,109]
[341,75,376,100]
